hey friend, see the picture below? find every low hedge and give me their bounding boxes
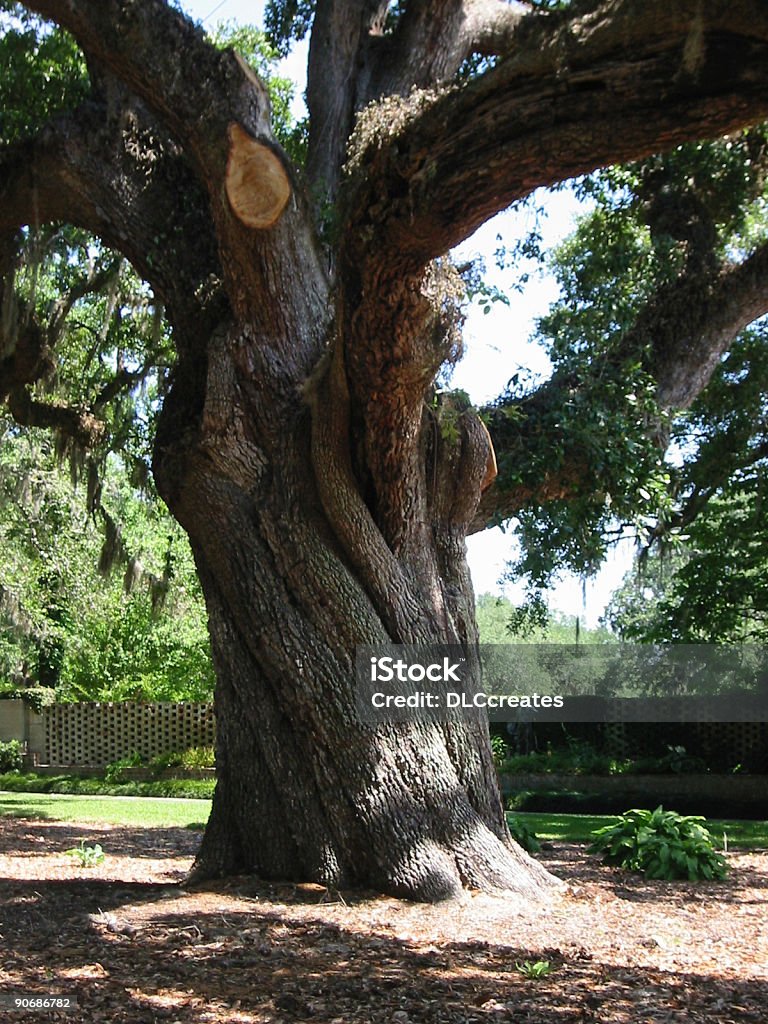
[0,771,215,799]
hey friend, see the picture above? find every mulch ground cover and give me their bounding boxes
[0,816,765,1023]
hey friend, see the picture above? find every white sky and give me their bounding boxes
[180,0,634,627]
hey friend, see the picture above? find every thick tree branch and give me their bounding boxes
[7,386,107,448]
[647,242,768,409]
[367,0,527,102]
[0,304,53,401]
[306,0,527,206]
[342,0,768,275]
[365,0,467,100]
[333,0,768,547]
[0,89,231,462]
[306,0,389,202]
[20,0,309,317]
[0,99,224,346]
[22,0,273,178]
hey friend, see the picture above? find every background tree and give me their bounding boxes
[4,0,768,901]
[476,593,613,645]
[0,420,214,700]
[605,473,768,643]
[516,133,768,643]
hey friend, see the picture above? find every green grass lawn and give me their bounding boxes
[509,810,768,849]
[0,790,211,829]
[1,787,764,848]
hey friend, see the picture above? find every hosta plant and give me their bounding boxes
[588,806,727,881]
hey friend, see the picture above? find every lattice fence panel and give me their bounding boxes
[603,721,767,764]
[44,702,215,766]
[693,721,767,765]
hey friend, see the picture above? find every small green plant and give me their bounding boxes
[147,750,182,772]
[588,806,728,881]
[148,746,216,773]
[65,840,106,868]
[0,739,23,772]
[490,733,507,770]
[508,815,541,853]
[515,960,552,979]
[104,751,145,783]
[179,745,215,769]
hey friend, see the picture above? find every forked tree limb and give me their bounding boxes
[342,0,768,275]
[303,338,436,642]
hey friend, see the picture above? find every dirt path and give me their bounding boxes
[0,817,765,1023]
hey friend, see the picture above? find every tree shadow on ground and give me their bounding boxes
[1,883,767,1024]
[0,806,53,821]
[605,862,768,905]
[0,822,766,1023]
[0,817,200,859]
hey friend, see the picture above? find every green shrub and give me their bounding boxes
[104,751,145,783]
[149,746,215,772]
[0,770,215,799]
[508,815,541,853]
[588,806,728,881]
[179,745,215,769]
[501,740,712,778]
[502,739,626,777]
[147,750,181,772]
[0,739,23,772]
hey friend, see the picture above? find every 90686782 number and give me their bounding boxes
[0,994,79,1012]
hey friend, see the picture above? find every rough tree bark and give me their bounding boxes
[5,0,768,899]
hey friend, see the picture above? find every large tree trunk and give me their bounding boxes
[154,317,555,901]
[13,0,768,904]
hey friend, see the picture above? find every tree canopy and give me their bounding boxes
[513,134,768,638]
